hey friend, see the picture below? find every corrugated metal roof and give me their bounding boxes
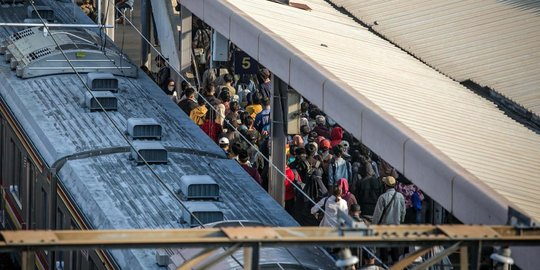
[330,0,540,117]
[184,0,540,228]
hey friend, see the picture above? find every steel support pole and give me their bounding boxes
[269,76,287,206]
[460,246,469,269]
[104,0,115,41]
[97,0,101,25]
[251,243,260,270]
[180,5,192,82]
[243,247,253,269]
[140,0,151,67]
[21,250,35,270]
[469,241,482,270]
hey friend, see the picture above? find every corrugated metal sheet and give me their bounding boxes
[185,0,540,228]
[331,0,540,116]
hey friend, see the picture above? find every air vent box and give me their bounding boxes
[131,141,168,164]
[126,118,162,140]
[26,6,54,21]
[182,202,223,227]
[87,73,119,92]
[155,249,169,266]
[179,175,220,200]
[85,92,117,112]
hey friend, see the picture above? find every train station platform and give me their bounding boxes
[181,0,540,267]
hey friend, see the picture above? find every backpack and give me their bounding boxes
[302,160,327,201]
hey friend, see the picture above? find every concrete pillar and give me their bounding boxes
[180,5,192,82]
[140,0,151,67]
[269,76,288,206]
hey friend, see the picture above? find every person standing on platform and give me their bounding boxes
[238,150,262,186]
[310,185,348,227]
[372,176,405,265]
[115,0,134,24]
[327,145,352,188]
[190,96,208,126]
[178,87,197,115]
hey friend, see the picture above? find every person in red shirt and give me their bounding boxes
[284,165,302,215]
[200,109,222,143]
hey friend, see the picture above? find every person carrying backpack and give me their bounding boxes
[327,145,352,188]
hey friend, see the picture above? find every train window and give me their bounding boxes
[9,138,23,205]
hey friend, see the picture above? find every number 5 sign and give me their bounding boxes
[234,51,258,74]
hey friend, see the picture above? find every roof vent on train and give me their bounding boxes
[178,175,220,201]
[0,27,137,78]
[130,141,168,164]
[87,73,119,92]
[85,92,118,112]
[26,6,55,22]
[181,201,224,227]
[126,118,162,140]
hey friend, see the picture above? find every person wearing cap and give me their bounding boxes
[360,249,384,270]
[372,176,405,265]
[349,204,366,223]
[238,150,262,185]
[312,115,330,139]
[218,137,229,155]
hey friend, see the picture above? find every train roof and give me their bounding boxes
[0,1,331,269]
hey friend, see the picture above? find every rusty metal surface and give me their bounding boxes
[2,226,540,251]
[222,227,282,241]
[438,225,500,239]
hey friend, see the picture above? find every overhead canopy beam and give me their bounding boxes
[1,226,540,252]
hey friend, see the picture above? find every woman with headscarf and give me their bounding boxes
[338,178,357,209]
[330,126,344,148]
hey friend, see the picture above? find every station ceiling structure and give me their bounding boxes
[182,0,540,267]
